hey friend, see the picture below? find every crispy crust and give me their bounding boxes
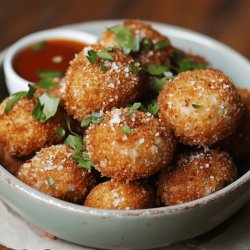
[86,108,176,181]
[84,180,155,210]
[99,19,173,67]
[64,44,142,121]
[157,149,237,205]
[158,69,244,146]
[17,145,97,203]
[0,96,65,157]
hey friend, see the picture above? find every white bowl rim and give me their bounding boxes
[0,21,250,217]
[3,28,98,91]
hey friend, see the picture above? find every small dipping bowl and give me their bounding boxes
[3,28,97,94]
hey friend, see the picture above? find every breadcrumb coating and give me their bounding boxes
[84,180,155,210]
[64,44,142,121]
[158,69,244,146]
[157,149,237,205]
[86,108,176,181]
[17,145,97,203]
[0,96,65,157]
[99,19,173,67]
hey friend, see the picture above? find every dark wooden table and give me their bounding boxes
[0,0,250,59]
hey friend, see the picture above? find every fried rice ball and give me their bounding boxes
[99,19,173,67]
[157,149,237,205]
[221,88,250,157]
[158,69,244,146]
[84,180,155,210]
[0,96,65,157]
[17,144,97,203]
[86,108,176,181]
[64,44,142,121]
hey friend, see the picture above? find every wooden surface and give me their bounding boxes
[0,0,250,59]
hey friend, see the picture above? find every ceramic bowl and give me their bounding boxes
[3,28,97,94]
[0,21,250,250]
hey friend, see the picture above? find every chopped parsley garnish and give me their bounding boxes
[99,65,107,71]
[26,84,37,99]
[107,46,116,52]
[36,77,58,91]
[125,102,141,116]
[148,103,159,115]
[4,91,28,113]
[71,153,94,170]
[129,62,140,74]
[142,38,153,51]
[87,49,113,64]
[122,125,132,134]
[47,177,55,186]
[80,112,104,127]
[149,77,168,93]
[32,93,60,122]
[32,41,45,52]
[64,134,83,155]
[155,40,169,50]
[96,51,113,61]
[178,59,206,72]
[56,126,65,137]
[146,64,169,76]
[192,103,202,109]
[109,25,139,54]
[37,70,63,79]
[87,49,98,64]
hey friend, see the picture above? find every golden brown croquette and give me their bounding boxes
[84,180,155,210]
[0,96,65,157]
[17,145,97,203]
[158,69,244,146]
[157,149,237,205]
[221,88,250,157]
[64,44,142,121]
[86,108,176,181]
[99,19,173,67]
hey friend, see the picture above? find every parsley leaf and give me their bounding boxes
[122,125,132,134]
[148,103,159,115]
[87,49,98,64]
[125,102,141,116]
[178,59,207,72]
[155,40,170,50]
[147,64,169,76]
[142,38,153,51]
[99,65,107,71]
[26,84,37,99]
[81,117,91,127]
[37,70,63,79]
[4,91,28,113]
[91,112,104,124]
[149,77,168,93]
[36,77,58,91]
[96,51,113,61]
[64,134,83,155]
[71,153,94,170]
[129,62,140,74]
[56,126,65,137]
[47,178,55,186]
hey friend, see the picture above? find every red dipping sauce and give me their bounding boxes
[13,39,86,82]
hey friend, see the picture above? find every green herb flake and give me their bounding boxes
[122,125,132,134]
[148,103,159,115]
[129,62,140,74]
[56,126,65,137]
[36,77,58,91]
[37,70,63,79]
[71,153,94,170]
[47,177,55,186]
[27,84,37,99]
[91,112,104,124]
[109,25,137,54]
[142,38,153,51]
[4,91,28,113]
[64,134,83,155]
[96,51,113,61]
[192,104,202,109]
[32,41,45,52]
[125,102,141,116]
[107,46,116,52]
[149,77,169,93]
[193,63,207,70]
[87,49,98,64]
[147,64,168,76]
[155,40,169,50]
[99,65,107,72]
[81,117,91,127]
